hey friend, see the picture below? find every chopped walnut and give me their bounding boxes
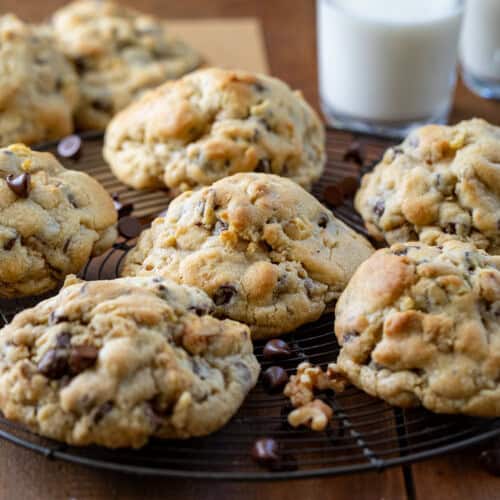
[288,399,333,431]
[284,362,348,408]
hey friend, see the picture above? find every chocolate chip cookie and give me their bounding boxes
[0,276,259,447]
[0,14,79,146]
[52,0,201,130]
[334,240,500,416]
[122,173,374,338]
[355,119,500,254]
[0,144,117,298]
[103,68,326,191]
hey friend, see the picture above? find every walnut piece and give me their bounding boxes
[284,362,348,407]
[288,399,333,431]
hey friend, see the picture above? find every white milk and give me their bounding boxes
[317,0,463,135]
[461,0,500,82]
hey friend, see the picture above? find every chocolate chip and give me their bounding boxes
[38,349,69,379]
[262,366,289,393]
[373,200,385,217]
[112,193,134,218]
[91,99,113,113]
[68,345,98,374]
[74,57,87,74]
[189,305,211,316]
[6,173,31,198]
[56,331,71,348]
[67,192,79,208]
[342,331,359,344]
[339,176,359,197]
[145,400,166,429]
[49,311,69,325]
[323,184,344,207]
[253,81,266,92]
[94,401,113,423]
[317,212,329,228]
[3,237,16,250]
[343,141,364,166]
[118,216,142,239]
[213,285,237,306]
[393,247,408,256]
[214,219,228,234]
[57,135,82,160]
[63,238,71,253]
[263,339,292,361]
[255,158,271,173]
[444,223,456,234]
[480,449,500,476]
[251,438,281,467]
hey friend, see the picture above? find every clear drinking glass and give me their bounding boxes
[460,0,500,100]
[317,0,464,138]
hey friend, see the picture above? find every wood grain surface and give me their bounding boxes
[0,1,499,499]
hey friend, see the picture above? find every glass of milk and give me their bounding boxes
[317,0,464,138]
[461,0,500,99]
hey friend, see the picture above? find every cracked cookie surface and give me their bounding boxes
[0,144,117,298]
[52,0,201,130]
[355,119,500,254]
[0,276,259,448]
[103,68,325,191]
[122,173,373,338]
[334,240,500,416]
[0,14,79,146]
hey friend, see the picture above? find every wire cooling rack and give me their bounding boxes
[0,129,499,480]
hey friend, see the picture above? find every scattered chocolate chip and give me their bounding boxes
[343,141,364,166]
[213,285,237,306]
[317,212,329,228]
[55,78,63,92]
[118,216,142,239]
[304,277,315,299]
[38,349,69,379]
[373,200,385,217]
[56,331,71,348]
[189,304,212,316]
[251,438,281,467]
[323,184,344,207]
[67,192,79,208]
[57,135,82,160]
[94,401,113,423]
[145,401,166,429]
[74,57,87,74]
[480,449,500,476]
[6,173,31,198]
[63,238,71,253]
[3,237,16,251]
[111,193,134,218]
[68,345,98,374]
[393,146,404,155]
[262,366,289,393]
[339,176,359,197]
[255,158,271,173]
[393,247,408,256]
[263,339,292,361]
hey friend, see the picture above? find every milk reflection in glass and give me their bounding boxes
[461,0,500,99]
[317,0,463,138]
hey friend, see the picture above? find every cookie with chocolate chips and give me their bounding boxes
[103,67,326,191]
[0,144,117,298]
[355,119,500,254]
[0,276,259,447]
[51,0,201,130]
[334,240,500,416]
[0,14,79,146]
[122,173,373,338]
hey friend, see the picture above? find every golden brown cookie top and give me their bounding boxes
[123,173,373,338]
[334,240,500,416]
[0,144,117,298]
[355,118,500,254]
[104,68,325,191]
[0,276,258,447]
[0,14,79,146]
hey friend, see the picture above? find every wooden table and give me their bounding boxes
[1,1,500,499]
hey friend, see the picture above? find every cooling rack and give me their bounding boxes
[0,129,498,480]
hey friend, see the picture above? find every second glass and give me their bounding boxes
[317,0,464,138]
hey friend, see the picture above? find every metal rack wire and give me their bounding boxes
[0,130,498,480]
